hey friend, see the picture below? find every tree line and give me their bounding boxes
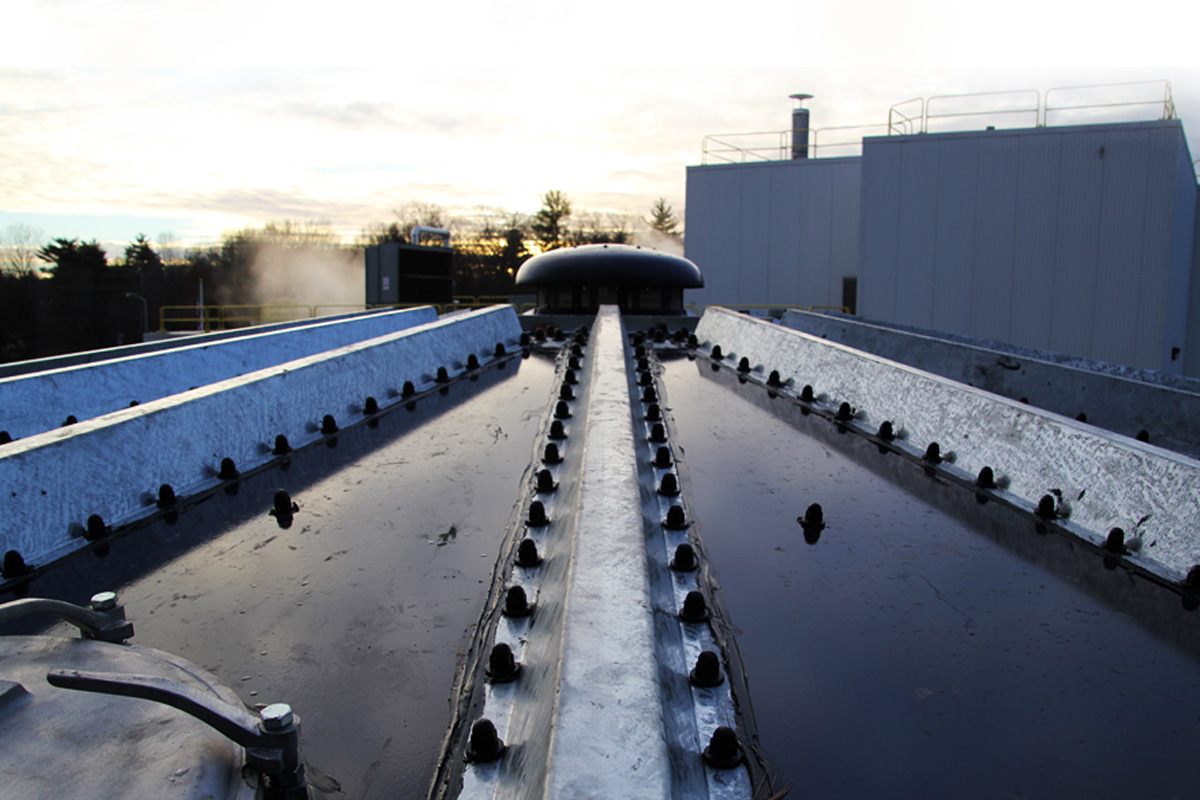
[0,193,683,362]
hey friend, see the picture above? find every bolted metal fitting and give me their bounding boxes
[90,591,118,611]
[631,332,645,347]
[157,484,177,508]
[836,402,853,422]
[702,726,744,769]
[0,430,11,445]
[800,385,815,403]
[535,468,557,493]
[402,380,416,398]
[679,590,710,622]
[363,396,380,415]
[467,353,481,370]
[690,650,723,687]
[636,357,650,372]
[1076,412,1088,423]
[1105,527,1127,553]
[321,414,339,435]
[664,505,689,530]
[1136,429,1150,442]
[551,326,565,342]
[568,355,582,371]
[638,370,653,387]
[273,490,297,516]
[554,401,572,420]
[260,703,295,732]
[645,403,662,422]
[218,457,239,481]
[976,466,996,489]
[1185,565,1200,593]
[877,421,895,441]
[798,503,825,532]
[767,370,783,387]
[2,550,29,578]
[653,328,666,343]
[658,473,680,496]
[559,383,575,401]
[549,420,568,440]
[670,542,697,572]
[543,443,563,465]
[1035,494,1057,520]
[641,386,658,404]
[503,585,533,618]
[436,366,451,383]
[62,415,78,427]
[710,345,723,360]
[516,538,542,567]
[519,332,532,347]
[649,423,667,443]
[923,442,942,464]
[687,333,698,348]
[495,342,507,357]
[737,356,751,373]
[486,643,521,683]
[527,501,550,527]
[570,344,584,358]
[85,514,108,542]
[652,446,672,468]
[564,368,578,385]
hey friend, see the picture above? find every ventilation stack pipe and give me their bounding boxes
[790,93,813,160]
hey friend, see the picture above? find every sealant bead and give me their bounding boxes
[836,402,853,421]
[638,371,654,386]
[467,353,481,370]
[503,585,533,618]
[703,726,744,769]
[487,643,521,683]
[436,366,451,383]
[321,414,339,435]
[402,380,416,398]
[527,500,550,527]
[519,332,531,346]
[923,442,942,464]
[466,718,505,762]
[2,549,28,578]
[535,469,557,493]
[877,421,895,441]
[495,342,507,357]
[671,542,697,572]
[157,484,177,508]
[737,356,751,373]
[650,423,668,443]
[549,420,567,440]
[85,514,107,541]
[568,356,582,370]
[559,383,575,401]
[564,368,578,385]
[653,446,673,468]
[664,504,688,530]
[554,401,571,420]
[218,457,239,480]
[690,650,723,687]
[680,590,710,622]
[1136,429,1150,443]
[767,370,783,387]
[976,466,996,489]
[642,386,658,404]
[1036,494,1057,519]
[273,490,296,515]
[0,431,10,444]
[799,503,826,530]
[800,385,815,403]
[363,396,380,415]
[543,443,563,465]
[1186,566,1200,593]
[637,357,651,372]
[645,403,662,422]
[273,434,292,455]
[710,345,723,360]
[62,415,78,426]
[658,473,681,496]
[1105,527,1126,553]
[516,538,542,567]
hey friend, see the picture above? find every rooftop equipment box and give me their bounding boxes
[365,242,454,305]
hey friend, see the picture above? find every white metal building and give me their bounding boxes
[685,93,1200,376]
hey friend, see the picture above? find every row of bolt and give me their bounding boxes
[0,342,516,584]
[466,327,588,763]
[705,339,1200,598]
[631,330,746,771]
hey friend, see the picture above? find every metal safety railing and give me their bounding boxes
[158,296,517,332]
[701,125,889,164]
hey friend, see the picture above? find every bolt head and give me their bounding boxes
[90,591,118,611]
[260,703,294,731]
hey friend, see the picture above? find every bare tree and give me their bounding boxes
[156,230,184,264]
[1,222,46,275]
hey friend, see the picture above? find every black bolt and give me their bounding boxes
[554,401,571,420]
[85,514,107,541]
[157,484,177,508]
[273,434,291,455]
[516,538,542,567]
[273,490,296,515]
[467,353,481,370]
[711,345,723,360]
[645,403,662,422]
[642,386,658,404]
[1136,429,1150,443]
[799,503,825,531]
[836,402,853,422]
[570,344,583,357]
[520,332,531,347]
[129,400,139,407]
[631,332,645,346]
[653,446,672,468]
[503,585,532,618]
[2,550,29,578]
[877,421,895,441]
[549,420,567,440]
[218,457,239,480]
[436,366,450,383]
[552,327,565,342]
[0,431,10,445]
[1105,527,1126,553]
[1186,566,1200,593]
[675,327,688,342]
[533,328,546,342]
[527,500,550,527]
[560,383,575,401]
[653,328,666,343]
[495,342,507,357]
[1036,494,1057,519]
[800,385,815,403]
[564,368,578,385]
[737,356,751,373]
[487,643,521,683]
[568,356,582,370]
[680,590,710,622]
[466,718,505,762]
[702,726,744,769]
[690,650,723,687]
[976,466,996,489]
[402,380,416,398]
[62,415,78,427]
[321,414,338,435]
[671,542,697,572]
[650,423,667,443]
[687,333,698,348]
[543,442,563,465]
[658,473,680,496]
[364,396,379,414]
[638,371,653,386]
[664,504,688,530]
[1076,412,1088,423]
[767,370,783,387]
[637,357,651,372]
[923,442,942,464]
[536,469,556,493]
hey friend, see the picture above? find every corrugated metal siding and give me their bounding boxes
[894,138,940,327]
[684,166,739,306]
[860,140,902,321]
[738,169,773,302]
[969,134,1020,340]
[1009,132,1060,351]
[1165,130,1199,374]
[932,136,979,335]
[769,167,803,303]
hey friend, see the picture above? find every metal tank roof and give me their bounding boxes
[515,244,704,288]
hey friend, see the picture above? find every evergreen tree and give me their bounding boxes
[647,198,681,239]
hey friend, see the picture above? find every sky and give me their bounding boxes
[3,0,1200,254]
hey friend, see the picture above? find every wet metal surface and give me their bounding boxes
[0,355,558,798]
[661,354,1200,800]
